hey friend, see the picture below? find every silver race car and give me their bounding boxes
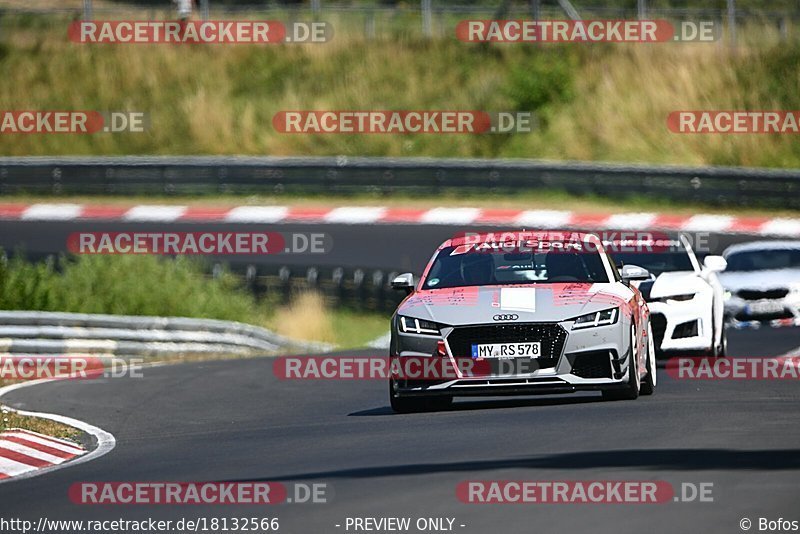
[388,231,656,412]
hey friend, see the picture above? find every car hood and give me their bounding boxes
[397,283,633,325]
[718,269,800,291]
[645,271,708,298]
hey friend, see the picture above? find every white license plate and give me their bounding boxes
[471,342,541,359]
[746,301,785,315]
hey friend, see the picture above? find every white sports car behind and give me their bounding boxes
[609,234,727,357]
[721,241,800,324]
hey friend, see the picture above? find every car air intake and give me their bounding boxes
[569,351,613,379]
[672,319,699,339]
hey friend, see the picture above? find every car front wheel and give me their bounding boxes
[603,327,640,401]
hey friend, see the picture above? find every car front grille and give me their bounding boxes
[650,313,667,352]
[446,323,567,369]
[737,288,789,300]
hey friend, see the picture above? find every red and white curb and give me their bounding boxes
[1,203,799,237]
[0,428,86,480]
[0,380,116,484]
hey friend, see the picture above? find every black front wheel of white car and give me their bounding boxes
[603,326,640,401]
[640,323,656,396]
[714,324,728,358]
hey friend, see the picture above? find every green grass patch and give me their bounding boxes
[2,14,800,167]
[0,253,388,348]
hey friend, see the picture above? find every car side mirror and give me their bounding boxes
[620,264,651,284]
[391,273,415,294]
[703,255,727,273]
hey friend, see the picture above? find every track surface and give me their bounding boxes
[1,328,799,534]
[0,220,771,272]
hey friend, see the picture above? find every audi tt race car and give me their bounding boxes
[388,231,656,412]
[608,234,728,358]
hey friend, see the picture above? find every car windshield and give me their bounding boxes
[422,246,610,289]
[725,249,800,272]
[610,251,694,276]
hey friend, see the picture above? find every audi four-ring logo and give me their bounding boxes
[493,314,519,321]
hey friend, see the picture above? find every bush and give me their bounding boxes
[0,253,263,323]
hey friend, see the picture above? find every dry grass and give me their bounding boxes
[0,407,82,441]
[268,292,336,344]
[1,17,799,166]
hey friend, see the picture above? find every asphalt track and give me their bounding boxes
[0,220,773,272]
[1,327,799,534]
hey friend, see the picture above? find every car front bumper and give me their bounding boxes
[390,319,634,397]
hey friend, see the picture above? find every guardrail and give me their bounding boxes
[0,310,332,357]
[2,156,800,209]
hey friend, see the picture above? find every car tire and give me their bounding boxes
[714,324,728,358]
[603,327,640,401]
[640,324,656,396]
[389,380,452,413]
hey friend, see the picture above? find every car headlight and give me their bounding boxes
[724,290,733,301]
[789,284,800,295]
[650,292,696,304]
[398,316,441,335]
[571,308,619,330]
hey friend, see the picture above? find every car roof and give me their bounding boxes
[723,240,800,257]
[439,231,604,249]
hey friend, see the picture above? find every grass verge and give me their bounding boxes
[0,253,389,349]
[1,15,800,167]
[0,407,82,441]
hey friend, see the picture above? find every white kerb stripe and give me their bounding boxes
[604,212,657,229]
[123,205,187,221]
[5,432,85,454]
[759,218,800,237]
[681,214,733,232]
[0,456,37,477]
[21,204,83,221]
[514,210,573,228]
[0,440,66,464]
[324,207,387,224]
[420,208,480,225]
[224,206,289,223]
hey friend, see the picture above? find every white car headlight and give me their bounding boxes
[398,316,441,335]
[571,308,619,330]
[651,292,696,304]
